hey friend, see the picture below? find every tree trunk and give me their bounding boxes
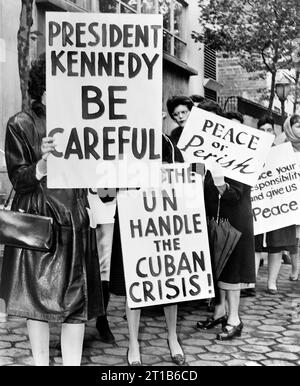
[17,0,34,111]
[268,70,277,112]
[293,71,299,114]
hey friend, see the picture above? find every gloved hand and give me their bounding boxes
[207,160,225,187]
[86,207,97,228]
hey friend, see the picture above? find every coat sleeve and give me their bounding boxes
[5,115,40,193]
[221,177,246,205]
[205,171,246,205]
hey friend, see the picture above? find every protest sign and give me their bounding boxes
[46,12,162,188]
[177,107,274,186]
[117,164,214,309]
[251,142,300,235]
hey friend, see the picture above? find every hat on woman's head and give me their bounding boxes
[197,100,224,117]
[190,94,206,104]
[28,52,46,102]
[166,95,194,117]
[283,114,300,152]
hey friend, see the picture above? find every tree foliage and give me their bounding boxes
[17,0,34,111]
[192,0,300,111]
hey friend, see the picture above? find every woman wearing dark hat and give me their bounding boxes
[167,96,194,145]
[194,101,255,341]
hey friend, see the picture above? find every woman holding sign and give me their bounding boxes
[167,96,194,145]
[196,102,256,341]
[0,54,104,366]
[109,134,186,366]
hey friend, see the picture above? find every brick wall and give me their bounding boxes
[218,57,267,105]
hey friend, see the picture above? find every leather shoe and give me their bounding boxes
[266,288,277,295]
[217,321,243,341]
[240,288,256,298]
[196,315,227,330]
[167,338,185,366]
[282,253,291,264]
[127,348,142,366]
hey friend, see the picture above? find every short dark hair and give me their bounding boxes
[197,100,224,116]
[166,96,194,118]
[290,114,300,127]
[225,111,244,124]
[257,115,274,129]
[190,94,206,104]
[28,52,46,102]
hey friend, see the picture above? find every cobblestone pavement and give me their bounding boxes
[0,260,299,366]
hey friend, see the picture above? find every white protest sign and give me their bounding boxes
[177,107,274,186]
[46,12,162,188]
[251,142,300,235]
[117,164,214,309]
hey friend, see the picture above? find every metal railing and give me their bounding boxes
[218,96,238,112]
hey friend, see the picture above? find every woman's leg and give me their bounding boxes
[96,223,115,343]
[126,300,141,364]
[213,289,227,319]
[290,252,299,280]
[163,304,183,356]
[226,289,241,326]
[61,323,85,366]
[96,281,115,343]
[255,252,262,277]
[216,289,242,340]
[27,319,50,366]
[267,252,282,290]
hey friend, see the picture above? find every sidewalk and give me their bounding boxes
[0,262,299,366]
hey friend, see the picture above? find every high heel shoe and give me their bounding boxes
[196,315,227,330]
[127,348,142,366]
[266,288,277,295]
[216,321,243,341]
[167,338,186,366]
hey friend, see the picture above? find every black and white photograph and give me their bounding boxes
[0,0,299,371]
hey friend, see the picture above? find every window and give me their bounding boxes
[68,0,94,10]
[99,0,187,61]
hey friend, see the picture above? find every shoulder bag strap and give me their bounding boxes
[216,194,221,224]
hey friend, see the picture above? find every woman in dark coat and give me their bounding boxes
[202,172,255,330]
[195,101,255,340]
[0,54,103,366]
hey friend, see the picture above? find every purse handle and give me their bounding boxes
[3,187,14,210]
[163,133,175,163]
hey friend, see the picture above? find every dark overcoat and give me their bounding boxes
[0,103,103,322]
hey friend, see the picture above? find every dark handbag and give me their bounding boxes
[0,187,54,252]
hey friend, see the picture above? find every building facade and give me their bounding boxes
[0,0,219,200]
[217,54,295,133]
